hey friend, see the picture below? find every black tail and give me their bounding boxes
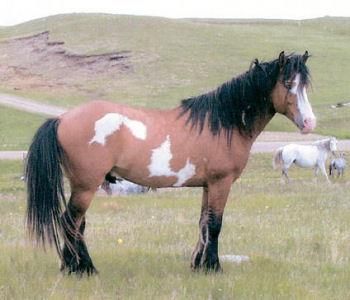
[25,118,67,257]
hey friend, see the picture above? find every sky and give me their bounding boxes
[1,0,349,26]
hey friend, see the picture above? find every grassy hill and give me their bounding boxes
[0,14,349,138]
[0,106,45,150]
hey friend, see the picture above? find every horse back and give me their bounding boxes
[57,100,175,186]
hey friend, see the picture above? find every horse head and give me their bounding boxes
[329,137,338,154]
[271,51,316,134]
[314,137,337,154]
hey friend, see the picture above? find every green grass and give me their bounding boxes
[0,106,46,150]
[1,154,349,299]
[0,14,349,138]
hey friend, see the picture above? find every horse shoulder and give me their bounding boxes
[315,146,328,162]
[197,134,250,183]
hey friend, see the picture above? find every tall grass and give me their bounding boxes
[0,155,349,299]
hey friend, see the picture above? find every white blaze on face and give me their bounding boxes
[290,74,316,132]
[148,135,196,187]
[90,113,147,145]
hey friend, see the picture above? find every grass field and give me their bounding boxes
[0,106,45,150]
[0,14,349,138]
[1,154,349,299]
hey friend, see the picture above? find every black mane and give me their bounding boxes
[179,53,310,139]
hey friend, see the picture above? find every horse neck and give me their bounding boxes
[223,110,275,156]
[315,140,331,152]
[249,111,276,143]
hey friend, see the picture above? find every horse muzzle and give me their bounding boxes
[300,117,316,134]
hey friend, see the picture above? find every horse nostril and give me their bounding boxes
[301,117,316,133]
[303,117,316,128]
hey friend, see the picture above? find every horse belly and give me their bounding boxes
[295,148,318,168]
[296,157,317,168]
[112,148,205,188]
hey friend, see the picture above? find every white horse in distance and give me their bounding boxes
[273,137,337,183]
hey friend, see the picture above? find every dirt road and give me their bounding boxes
[0,92,66,116]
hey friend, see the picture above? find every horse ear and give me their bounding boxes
[278,51,286,68]
[250,58,259,70]
[302,50,309,63]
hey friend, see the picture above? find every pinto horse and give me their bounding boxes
[26,51,316,275]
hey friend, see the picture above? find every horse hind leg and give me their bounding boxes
[60,189,98,275]
[282,168,290,183]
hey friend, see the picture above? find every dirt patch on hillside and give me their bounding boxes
[0,31,131,95]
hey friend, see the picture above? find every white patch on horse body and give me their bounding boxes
[148,135,173,177]
[89,113,147,145]
[174,158,196,186]
[148,135,196,186]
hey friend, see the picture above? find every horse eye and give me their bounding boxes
[284,81,292,90]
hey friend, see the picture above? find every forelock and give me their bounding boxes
[281,54,310,86]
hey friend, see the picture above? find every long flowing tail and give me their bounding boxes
[25,118,67,257]
[272,148,283,170]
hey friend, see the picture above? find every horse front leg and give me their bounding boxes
[191,187,208,270]
[318,163,331,183]
[191,177,232,273]
[60,189,98,276]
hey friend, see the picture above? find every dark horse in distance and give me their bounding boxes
[26,51,316,275]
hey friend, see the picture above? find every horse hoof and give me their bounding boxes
[191,260,222,274]
[205,262,223,274]
[61,262,98,276]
